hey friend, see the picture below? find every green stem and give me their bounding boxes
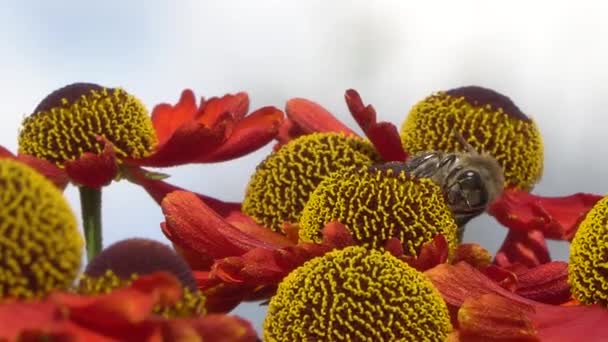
[79,186,103,262]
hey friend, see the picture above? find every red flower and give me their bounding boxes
[18,84,284,189]
[425,262,607,341]
[0,145,68,189]
[0,272,257,342]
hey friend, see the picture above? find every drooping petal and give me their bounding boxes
[151,89,198,146]
[513,261,570,304]
[197,92,250,126]
[64,137,118,189]
[344,89,408,161]
[284,98,356,137]
[494,229,550,268]
[134,117,233,167]
[489,188,602,240]
[161,191,292,269]
[0,301,61,341]
[197,106,284,162]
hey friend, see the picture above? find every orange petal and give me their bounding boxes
[0,301,61,340]
[161,191,287,268]
[454,243,493,269]
[17,154,69,190]
[189,314,258,342]
[514,261,571,304]
[64,137,118,189]
[401,234,449,271]
[197,92,250,127]
[197,106,284,162]
[151,89,198,146]
[285,98,356,136]
[458,294,538,341]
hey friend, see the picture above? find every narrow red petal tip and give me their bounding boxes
[494,229,550,268]
[344,89,408,161]
[489,188,602,240]
[64,137,118,189]
[285,98,356,137]
[151,89,198,146]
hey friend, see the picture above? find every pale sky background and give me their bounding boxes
[2,0,608,334]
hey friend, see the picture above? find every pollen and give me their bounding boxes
[242,132,380,233]
[78,238,205,317]
[569,196,608,306]
[18,82,157,166]
[400,86,543,191]
[0,159,82,299]
[299,166,458,256]
[263,245,452,341]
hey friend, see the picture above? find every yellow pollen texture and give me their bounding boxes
[242,132,380,232]
[263,246,452,341]
[18,85,157,165]
[299,167,458,256]
[77,269,206,318]
[0,159,82,299]
[569,195,608,306]
[400,91,543,191]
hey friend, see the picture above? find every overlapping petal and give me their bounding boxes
[0,144,68,189]
[0,272,257,342]
[425,262,608,341]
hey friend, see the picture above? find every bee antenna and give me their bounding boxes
[453,130,477,154]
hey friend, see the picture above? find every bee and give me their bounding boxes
[372,133,504,238]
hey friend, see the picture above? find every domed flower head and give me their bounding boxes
[569,195,608,306]
[264,245,452,341]
[400,85,543,191]
[299,165,459,256]
[17,82,284,189]
[78,238,206,317]
[0,158,82,299]
[242,132,381,233]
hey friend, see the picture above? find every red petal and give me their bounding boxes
[514,261,571,304]
[151,89,198,146]
[198,92,250,126]
[488,188,602,240]
[17,154,69,190]
[0,145,14,157]
[125,166,242,216]
[134,117,233,167]
[275,118,309,146]
[198,106,284,162]
[186,314,258,342]
[494,229,550,268]
[285,98,356,136]
[64,137,118,189]
[51,272,182,327]
[344,89,408,161]
[480,265,519,292]
[458,294,538,341]
[402,234,449,271]
[0,301,61,340]
[533,304,608,341]
[161,191,290,268]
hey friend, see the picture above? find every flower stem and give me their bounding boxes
[79,186,103,262]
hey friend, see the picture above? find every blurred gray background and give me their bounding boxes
[1,0,607,334]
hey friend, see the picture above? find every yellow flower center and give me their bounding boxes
[18,83,157,166]
[400,86,543,191]
[242,132,380,233]
[263,245,452,341]
[78,238,206,317]
[299,166,458,256]
[0,159,82,299]
[569,195,608,306]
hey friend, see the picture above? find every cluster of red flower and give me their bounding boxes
[0,83,606,341]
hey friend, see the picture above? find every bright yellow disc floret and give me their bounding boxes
[242,132,380,232]
[18,82,157,166]
[569,195,608,306]
[0,159,82,299]
[263,245,452,341]
[299,166,458,256]
[400,86,543,191]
